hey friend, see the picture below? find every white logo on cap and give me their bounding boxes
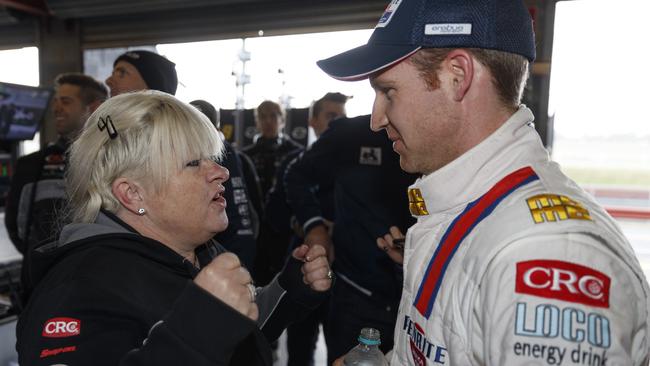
[424,23,472,35]
[376,0,402,29]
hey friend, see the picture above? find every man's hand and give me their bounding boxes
[194,253,258,321]
[332,356,344,366]
[292,244,333,292]
[377,226,405,265]
[304,223,335,264]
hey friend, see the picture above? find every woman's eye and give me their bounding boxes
[185,159,201,167]
[209,155,221,164]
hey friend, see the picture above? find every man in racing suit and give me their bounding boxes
[317,0,650,364]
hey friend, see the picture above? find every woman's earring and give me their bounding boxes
[137,208,146,215]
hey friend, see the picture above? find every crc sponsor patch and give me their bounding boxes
[526,194,591,224]
[402,315,447,365]
[514,302,610,365]
[42,317,81,338]
[516,260,610,308]
[40,345,76,358]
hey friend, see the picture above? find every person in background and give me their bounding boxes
[4,73,107,303]
[265,92,349,366]
[245,100,302,288]
[16,91,333,366]
[319,0,650,364]
[190,99,258,269]
[105,50,177,96]
[285,114,417,364]
[242,100,302,199]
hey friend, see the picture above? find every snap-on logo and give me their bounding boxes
[516,260,610,308]
[42,318,81,338]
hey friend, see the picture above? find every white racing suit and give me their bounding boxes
[390,106,650,365]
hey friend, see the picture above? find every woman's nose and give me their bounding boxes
[208,162,229,183]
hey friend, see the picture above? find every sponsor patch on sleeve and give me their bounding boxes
[526,194,591,224]
[515,260,610,308]
[42,317,81,338]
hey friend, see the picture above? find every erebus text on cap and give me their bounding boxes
[317,0,535,81]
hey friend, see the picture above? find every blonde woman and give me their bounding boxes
[17,91,332,366]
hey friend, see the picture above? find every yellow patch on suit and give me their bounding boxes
[408,188,429,216]
[526,194,591,224]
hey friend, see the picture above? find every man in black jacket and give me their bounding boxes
[242,100,302,199]
[285,115,418,363]
[265,92,348,366]
[4,73,107,302]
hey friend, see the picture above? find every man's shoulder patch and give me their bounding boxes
[526,193,591,224]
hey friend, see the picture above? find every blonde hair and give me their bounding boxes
[66,90,223,223]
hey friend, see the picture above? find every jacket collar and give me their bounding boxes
[410,106,548,216]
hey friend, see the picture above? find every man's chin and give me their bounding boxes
[398,157,419,174]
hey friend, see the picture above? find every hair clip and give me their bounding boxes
[98,115,118,140]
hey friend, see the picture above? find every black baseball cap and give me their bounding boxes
[317,0,535,81]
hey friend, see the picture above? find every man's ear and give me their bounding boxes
[446,49,474,102]
[308,116,317,128]
[111,177,145,216]
[87,100,104,114]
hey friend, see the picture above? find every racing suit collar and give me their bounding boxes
[410,106,545,216]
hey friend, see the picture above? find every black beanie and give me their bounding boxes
[114,50,178,95]
[190,99,219,129]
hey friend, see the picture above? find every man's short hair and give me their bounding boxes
[409,48,529,109]
[255,100,283,120]
[309,92,350,120]
[190,99,220,129]
[55,73,108,106]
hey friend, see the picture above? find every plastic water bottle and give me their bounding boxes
[343,327,389,366]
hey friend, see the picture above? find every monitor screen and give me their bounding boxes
[0,82,53,141]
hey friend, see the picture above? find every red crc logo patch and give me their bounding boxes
[515,260,610,308]
[42,317,81,338]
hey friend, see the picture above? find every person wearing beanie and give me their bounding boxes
[323,0,650,365]
[106,50,178,96]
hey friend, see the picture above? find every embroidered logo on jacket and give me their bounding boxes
[526,194,591,224]
[359,147,382,166]
[408,188,429,216]
[40,345,77,358]
[515,260,610,308]
[42,317,81,338]
[403,315,447,365]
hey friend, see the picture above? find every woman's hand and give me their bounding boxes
[194,252,259,321]
[377,226,405,265]
[292,244,333,292]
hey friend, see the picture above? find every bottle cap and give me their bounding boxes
[358,327,382,346]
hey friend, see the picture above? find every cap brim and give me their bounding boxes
[317,43,421,81]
